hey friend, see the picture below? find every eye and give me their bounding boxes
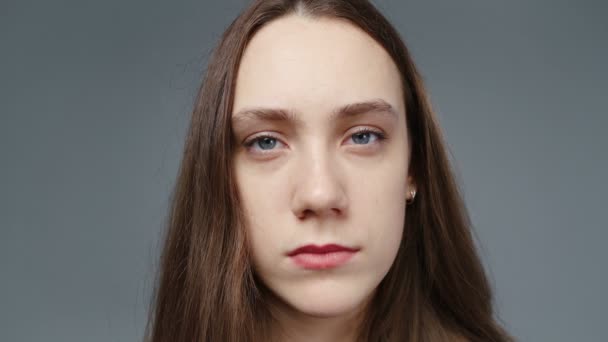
[345,128,387,145]
[243,134,286,152]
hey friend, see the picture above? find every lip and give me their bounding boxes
[287,244,360,270]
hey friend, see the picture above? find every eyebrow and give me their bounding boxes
[231,98,399,127]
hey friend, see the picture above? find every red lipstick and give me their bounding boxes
[287,244,359,270]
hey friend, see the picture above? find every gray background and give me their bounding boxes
[1,0,606,341]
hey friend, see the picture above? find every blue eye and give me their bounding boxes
[244,135,283,151]
[243,128,386,154]
[254,136,277,150]
[348,129,386,145]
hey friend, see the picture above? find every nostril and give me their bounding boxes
[298,209,314,219]
[297,207,344,220]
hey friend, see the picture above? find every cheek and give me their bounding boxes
[234,168,287,271]
[361,192,406,261]
[350,160,407,265]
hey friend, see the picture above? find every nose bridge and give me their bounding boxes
[307,142,338,190]
[292,139,347,218]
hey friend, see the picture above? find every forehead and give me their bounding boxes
[232,14,405,119]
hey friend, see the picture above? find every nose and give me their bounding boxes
[290,147,348,220]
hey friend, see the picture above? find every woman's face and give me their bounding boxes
[232,15,411,319]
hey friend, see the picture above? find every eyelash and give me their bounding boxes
[242,127,387,152]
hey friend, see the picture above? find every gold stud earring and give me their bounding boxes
[406,188,417,204]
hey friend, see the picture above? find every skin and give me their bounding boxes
[231,14,414,342]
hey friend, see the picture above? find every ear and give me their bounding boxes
[406,175,416,191]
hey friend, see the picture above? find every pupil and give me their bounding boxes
[259,137,276,149]
[353,132,370,144]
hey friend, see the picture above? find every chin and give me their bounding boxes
[276,279,375,318]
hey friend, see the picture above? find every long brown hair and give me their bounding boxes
[144,0,514,341]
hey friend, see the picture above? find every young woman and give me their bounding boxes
[145,0,514,341]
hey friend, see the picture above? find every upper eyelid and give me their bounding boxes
[243,132,283,146]
[349,126,383,134]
